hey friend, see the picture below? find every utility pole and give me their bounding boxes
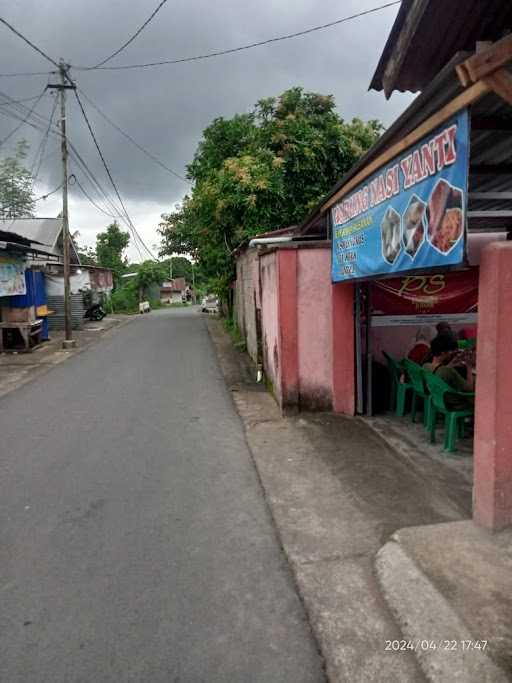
[169,258,173,281]
[49,60,76,348]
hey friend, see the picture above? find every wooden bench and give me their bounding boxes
[0,320,43,353]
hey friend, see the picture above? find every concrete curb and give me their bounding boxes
[375,537,509,683]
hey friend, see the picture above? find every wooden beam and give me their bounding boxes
[321,80,490,214]
[484,68,512,108]
[468,211,512,218]
[470,192,512,200]
[460,34,512,83]
[470,165,512,175]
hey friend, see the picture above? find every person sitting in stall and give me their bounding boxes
[422,321,457,363]
[407,326,431,365]
[423,335,475,410]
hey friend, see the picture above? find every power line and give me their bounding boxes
[33,181,63,202]
[73,91,156,260]
[0,92,47,105]
[74,2,401,72]
[77,87,189,183]
[0,88,47,147]
[92,0,170,68]
[0,94,131,236]
[69,173,120,219]
[0,70,53,78]
[0,16,60,69]
[31,93,59,181]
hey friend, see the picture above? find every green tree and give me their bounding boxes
[158,87,382,301]
[0,140,35,218]
[95,221,130,285]
[133,260,166,292]
[72,231,97,266]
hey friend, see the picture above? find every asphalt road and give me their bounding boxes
[0,308,324,683]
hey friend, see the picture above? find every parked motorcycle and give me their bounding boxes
[84,303,107,321]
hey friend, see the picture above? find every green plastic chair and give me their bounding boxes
[423,370,475,453]
[382,351,413,416]
[402,359,431,426]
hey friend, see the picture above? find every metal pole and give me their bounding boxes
[59,60,74,347]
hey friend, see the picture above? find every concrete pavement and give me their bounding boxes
[208,317,478,683]
[0,307,325,683]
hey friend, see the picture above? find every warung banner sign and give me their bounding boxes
[331,109,470,282]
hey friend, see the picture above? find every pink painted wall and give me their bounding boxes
[332,283,355,415]
[297,248,333,410]
[259,252,281,404]
[474,242,512,530]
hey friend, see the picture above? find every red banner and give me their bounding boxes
[371,269,478,315]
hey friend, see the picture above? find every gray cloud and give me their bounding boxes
[0,0,413,259]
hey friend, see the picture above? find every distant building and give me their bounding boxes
[160,278,187,304]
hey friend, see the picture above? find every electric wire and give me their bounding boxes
[0,16,60,69]
[73,90,157,260]
[0,88,47,147]
[33,181,63,202]
[0,88,137,246]
[31,93,58,181]
[92,0,170,68]
[69,173,120,220]
[77,87,189,183]
[0,92,47,106]
[73,2,401,72]
[0,70,53,78]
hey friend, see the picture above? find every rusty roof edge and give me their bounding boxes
[369,0,419,94]
[300,51,471,234]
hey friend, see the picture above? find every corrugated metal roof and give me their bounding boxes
[0,217,62,247]
[301,60,512,235]
[0,217,81,263]
[370,0,512,97]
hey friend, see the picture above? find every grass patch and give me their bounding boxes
[224,316,246,352]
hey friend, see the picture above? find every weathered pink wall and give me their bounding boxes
[332,283,355,415]
[259,252,281,404]
[234,249,259,363]
[297,248,333,410]
[474,242,512,530]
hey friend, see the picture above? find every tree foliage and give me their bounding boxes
[95,221,130,285]
[158,87,382,298]
[0,140,35,219]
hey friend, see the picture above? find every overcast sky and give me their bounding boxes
[0,0,413,261]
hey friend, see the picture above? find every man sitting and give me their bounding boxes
[423,335,475,410]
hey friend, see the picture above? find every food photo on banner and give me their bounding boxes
[331,109,470,282]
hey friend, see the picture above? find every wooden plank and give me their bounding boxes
[469,192,512,200]
[468,211,512,218]
[321,80,490,214]
[456,63,471,88]
[463,34,512,83]
[483,69,512,108]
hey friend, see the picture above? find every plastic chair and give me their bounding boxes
[402,359,431,426]
[382,351,413,416]
[423,370,475,453]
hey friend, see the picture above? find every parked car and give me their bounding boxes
[201,295,219,314]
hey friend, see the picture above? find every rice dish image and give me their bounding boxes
[403,197,425,258]
[427,179,464,253]
[381,206,401,264]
